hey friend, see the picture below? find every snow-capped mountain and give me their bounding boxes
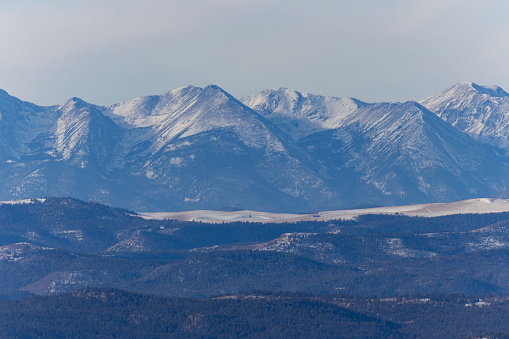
[0,89,49,159]
[241,88,365,140]
[317,101,509,204]
[420,81,509,154]
[103,85,338,212]
[0,83,508,212]
[0,86,339,212]
[0,91,124,203]
[244,89,509,206]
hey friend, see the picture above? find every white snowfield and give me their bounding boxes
[0,198,46,205]
[137,198,509,223]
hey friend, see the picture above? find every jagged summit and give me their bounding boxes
[60,97,90,107]
[203,84,233,95]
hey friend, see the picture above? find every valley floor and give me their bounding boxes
[138,198,509,223]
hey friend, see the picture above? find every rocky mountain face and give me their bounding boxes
[420,81,509,154]
[0,86,337,212]
[0,83,508,212]
[307,101,507,205]
[241,88,365,139]
[242,87,509,207]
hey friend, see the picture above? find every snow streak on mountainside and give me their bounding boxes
[421,81,509,154]
[0,83,508,212]
[105,85,286,158]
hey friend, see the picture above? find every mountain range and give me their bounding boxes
[0,82,508,212]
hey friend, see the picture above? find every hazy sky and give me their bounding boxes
[1,0,508,106]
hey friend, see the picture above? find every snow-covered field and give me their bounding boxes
[137,198,509,223]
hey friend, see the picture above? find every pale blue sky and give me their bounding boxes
[1,0,508,106]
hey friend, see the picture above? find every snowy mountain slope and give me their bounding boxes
[245,87,509,206]
[0,89,52,159]
[420,81,509,154]
[0,83,508,212]
[102,85,341,211]
[0,86,341,212]
[50,98,124,168]
[105,85,289,159]
[0,90,122,167]
[311,101,509,204]
[241,88,365,140]
[0,90,125,205]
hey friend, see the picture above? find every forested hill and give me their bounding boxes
[2,288,509,338]
[2,198,509,299]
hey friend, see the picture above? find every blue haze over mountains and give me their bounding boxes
[0,82,508,212]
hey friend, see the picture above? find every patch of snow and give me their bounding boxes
[52,230,85,242]
[0,242,53,261]
[467,236,509,251]
[0,198,46,205]
[138,198,509,224]
[417,176,430,194]
[384,238,437,258]
[170,157,183,166]
[146,170,156,179]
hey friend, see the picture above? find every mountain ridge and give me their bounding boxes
[420,81,509,153]
[0,82,507,212]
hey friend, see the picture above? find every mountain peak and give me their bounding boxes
[455,80,475,87]
[420,82,509,108]
[167,85,197,95]
[241,88,365,140]
[470,83,509,97]
[60,97,91,110]
[0,83,508,212]
[276,87,302,96]
[442,81,509,98]
[203,84,223,91]
[420,82,509,153]
[202,84,238,101]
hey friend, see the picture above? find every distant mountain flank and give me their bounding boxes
[420,81,509,154]
[0,82,508,212]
